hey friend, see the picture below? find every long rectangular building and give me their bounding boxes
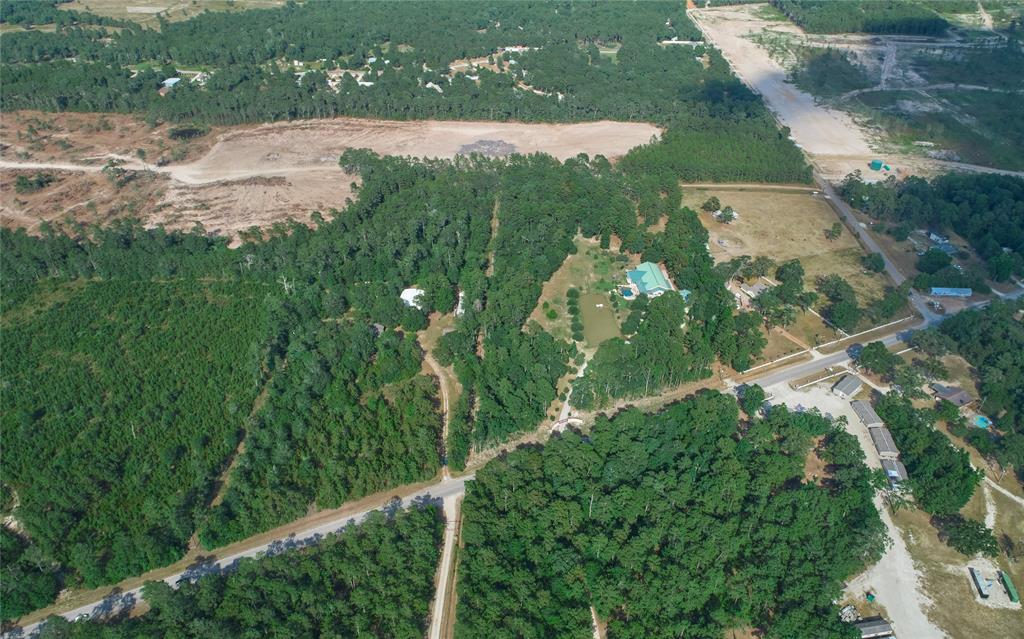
[851,400,883,428]
[869,426,900,459]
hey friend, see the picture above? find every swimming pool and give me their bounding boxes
[974,415,992,429]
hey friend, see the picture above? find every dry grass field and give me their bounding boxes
[686,187,891,303]
[892,500,1023,639]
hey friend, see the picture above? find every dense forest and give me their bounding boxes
[38,506,443,638]
[939,301,1024,483]
[2,139,776,616]
[456,392,885,638]
[2,279,270,587]
[840,171,1024,283]
[772,0,951,35]
[0,1,811,184]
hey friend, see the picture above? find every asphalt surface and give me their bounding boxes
[3,475,473,639]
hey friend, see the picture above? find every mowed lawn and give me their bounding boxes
[579,292,621,346]
[685,188,891,303]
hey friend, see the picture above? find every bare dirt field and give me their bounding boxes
[685,187,890,302]
[689,4,1024,180]
[690,5,873,159]
[2,114,660,243]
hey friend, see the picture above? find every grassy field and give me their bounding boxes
[892,498,1023,639]
[687,188,891,304]
[529,236,636,345]
[579,292,621,346]
[851,88,1024,171]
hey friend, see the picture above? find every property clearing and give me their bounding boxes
[2,114,660,244]
[685,187,891,303]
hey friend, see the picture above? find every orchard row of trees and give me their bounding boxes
[456,392,885,638]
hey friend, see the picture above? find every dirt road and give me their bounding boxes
[5,474,473,638]
[428,496,461,639]
[768,382,946,639]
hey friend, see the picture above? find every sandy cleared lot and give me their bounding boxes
[2,115,660,243]
[690,5,873,158]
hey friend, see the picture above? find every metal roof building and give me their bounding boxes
[930,287,972,298]
[851,400,883,428]
[627,262,674,297]
[832,374,863,399]
[869,426,900,459]
[931,383,974,407]
[881,459,908,487]
[853,616,894,638]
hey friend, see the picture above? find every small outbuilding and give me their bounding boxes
[853,616,894,638]
[832,374,863,399]
[162,77,181,89]
[931,383,974,408]
[869,426,900,460]
[930,287,972,298]
[881,459,908,488]
[851,399,883,429]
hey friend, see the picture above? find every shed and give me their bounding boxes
[832,375,863,399]
[400,287,425,309]
[970,566,992,598]
[851,400,883,428]
[853,616,894,638]
[626,262,674,297]
[1000,570,1020,603]
[881,459,908,487]
[869,159,884,171]
[930,287,972,298]
[869,426,900,459]
[930,383,973,407]
[162,77,181,88]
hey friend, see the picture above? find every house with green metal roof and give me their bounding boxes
[625,262,674,298]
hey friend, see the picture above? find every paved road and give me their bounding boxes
[3,475,472,639]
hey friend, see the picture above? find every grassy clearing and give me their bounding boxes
[687,188,891,304]
[753,327,804,364]
[788,310,840,348]
[892,503,1023,639]
[529,236,636,344]
[851,88,1024,171]
[579,292,621,346]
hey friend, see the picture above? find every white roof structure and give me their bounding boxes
[400,287,425,309]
